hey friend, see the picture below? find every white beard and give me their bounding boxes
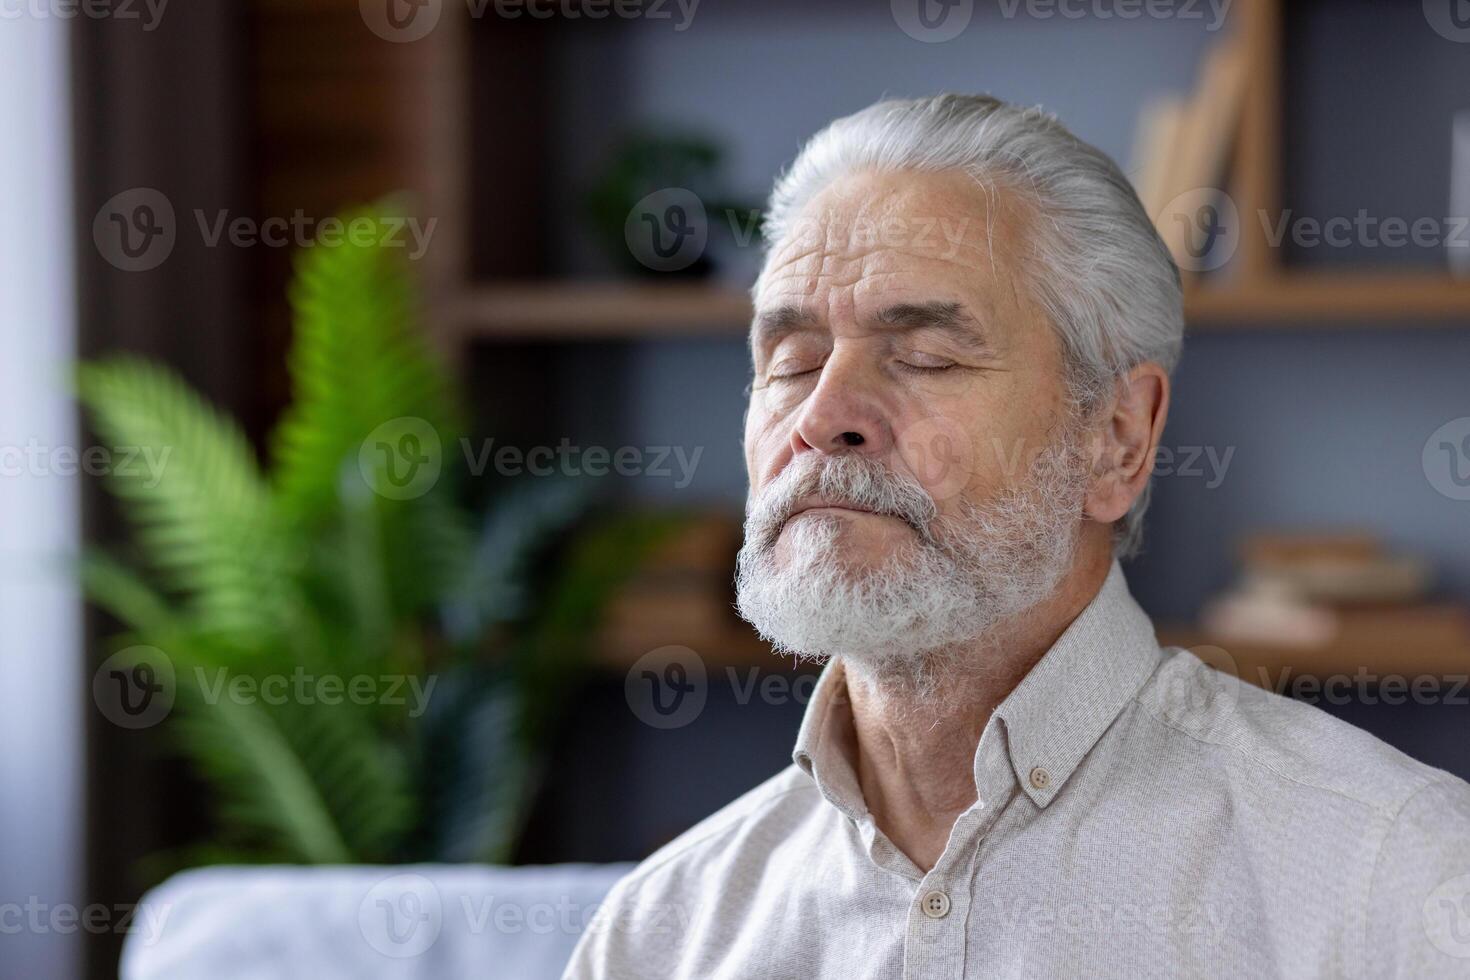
[734,435,1090,695]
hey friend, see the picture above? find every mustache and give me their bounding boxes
[745,453,939,550]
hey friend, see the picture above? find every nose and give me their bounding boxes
[789,352,890,458]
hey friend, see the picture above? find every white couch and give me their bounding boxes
[120,863,633,980]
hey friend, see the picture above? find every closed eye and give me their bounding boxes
[767,358,825,381]
[897,361,958,374]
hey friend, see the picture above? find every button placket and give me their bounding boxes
[920,889,951,918]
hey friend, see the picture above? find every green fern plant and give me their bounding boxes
[80,204,676,867]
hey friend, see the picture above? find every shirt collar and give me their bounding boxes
[792,560,1161,816]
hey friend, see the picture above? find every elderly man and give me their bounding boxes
[564,95,1470,978]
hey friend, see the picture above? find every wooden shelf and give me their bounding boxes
[1184,273,1470,325]
[1159,623,1470,686]
[440,273,1470,343]
[445,282,753,339]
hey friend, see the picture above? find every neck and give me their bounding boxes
[844,546,1112,872]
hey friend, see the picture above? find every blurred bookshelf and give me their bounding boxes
[1162,532,1470,686]
[312,0,1470,683]
[1160,617,1470,686]
[412,0,1470,348]
[437,273,1470,342]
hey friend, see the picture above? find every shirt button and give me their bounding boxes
[920,890,951,919]
[1029,766,1051,790]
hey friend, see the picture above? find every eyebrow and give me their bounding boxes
[751,300,993,356]
[750,305,818,351]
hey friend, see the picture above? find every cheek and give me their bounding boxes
[893,412,983,506]
[743,402,791,489]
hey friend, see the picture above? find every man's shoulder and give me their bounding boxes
[565,767,831,977]
[1135,645,1470,820]
[603,763,822,904]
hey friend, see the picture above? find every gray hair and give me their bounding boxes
[757,94,1184,558]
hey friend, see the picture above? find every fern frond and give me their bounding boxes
[77,359,301,649]
[415,668,529,864]
[270,204,458,527]
[171,694,353,864]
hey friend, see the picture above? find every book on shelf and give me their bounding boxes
[1129,37,1249,275]
[1196,531,1469,664]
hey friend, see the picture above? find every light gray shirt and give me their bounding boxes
[564,562,1470,978]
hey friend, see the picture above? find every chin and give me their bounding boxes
[775,511,913,573]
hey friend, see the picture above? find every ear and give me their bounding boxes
[1084,362,1170,525]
